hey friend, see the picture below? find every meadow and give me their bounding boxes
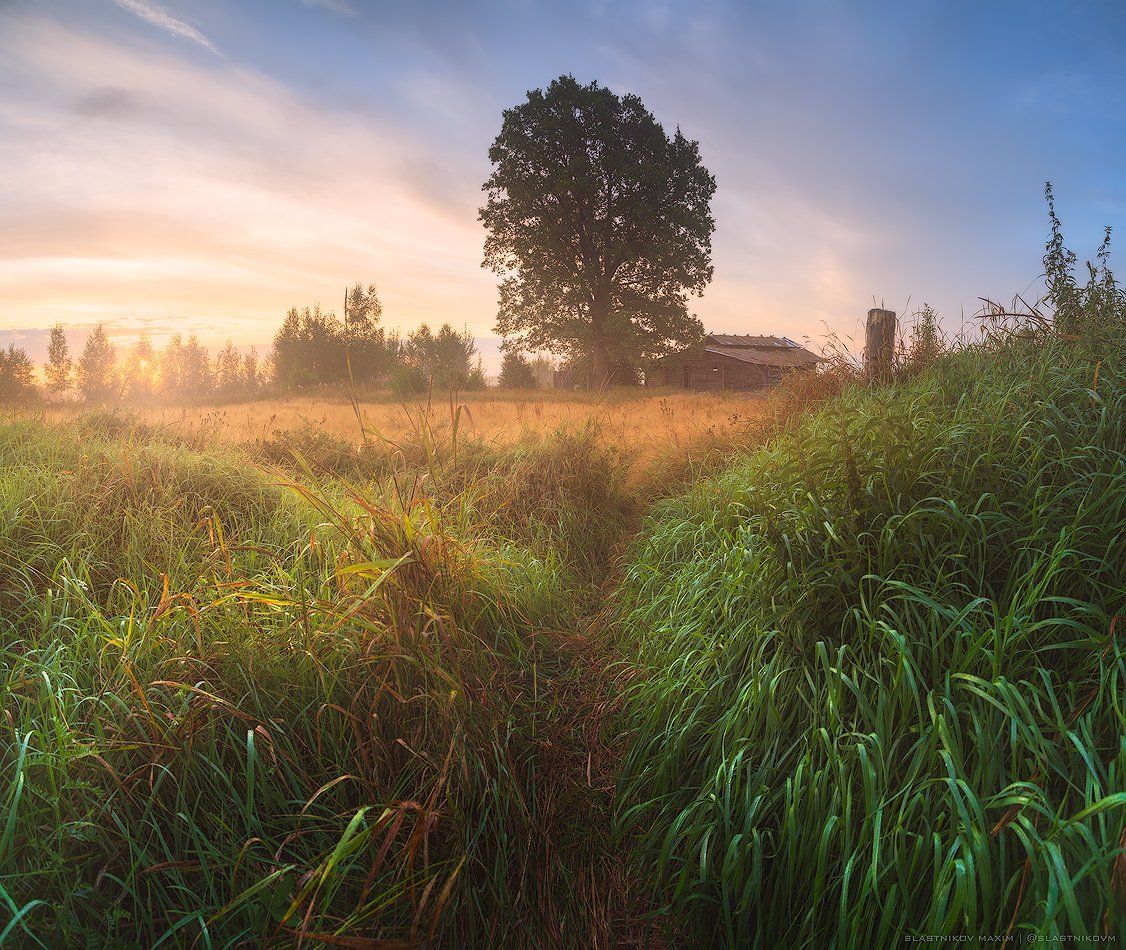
[2,323,1123,946]
[39,387,774,471]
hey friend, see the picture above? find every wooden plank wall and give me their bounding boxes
[662,357,779,391]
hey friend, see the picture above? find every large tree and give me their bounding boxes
[480,75,716,386]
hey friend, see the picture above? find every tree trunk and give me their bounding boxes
[590,339,611,389]
[589,293,611,389]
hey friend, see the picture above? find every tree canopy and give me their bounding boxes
[480,75,716,386]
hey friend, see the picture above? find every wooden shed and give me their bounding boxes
[653,334,821,391]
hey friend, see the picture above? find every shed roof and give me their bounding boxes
[706,333,797,348]
[655,332,823,368]
[703,343,822,368]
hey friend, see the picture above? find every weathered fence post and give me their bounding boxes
[865,308,897,382]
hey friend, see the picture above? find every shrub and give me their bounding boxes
[391,362,428,396]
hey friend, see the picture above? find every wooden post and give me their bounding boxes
[865,308,897,381]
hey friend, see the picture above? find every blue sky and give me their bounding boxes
[1,0,1124,369]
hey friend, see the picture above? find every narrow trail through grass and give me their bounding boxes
[2,330,1122,947]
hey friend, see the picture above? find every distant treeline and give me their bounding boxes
[272,284,486,395]
[0,282,557,406]
[4,323,264,406]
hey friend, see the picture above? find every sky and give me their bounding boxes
[1,0,1125,371]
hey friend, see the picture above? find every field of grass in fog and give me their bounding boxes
[3,315,1124,945]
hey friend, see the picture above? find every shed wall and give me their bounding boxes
[659,355,785,391]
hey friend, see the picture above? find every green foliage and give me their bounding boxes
[268,296,477,395]
[614,338,1126,944]
[447,423,637,577]
[270,284,391,392]
[271,303,346,390]
[342,282,387,386]
[481,75,714,385]
[465,360,488,390]
[252,415,636,582]
[908,302,944,366]
[1044,181,1126,341]
[560,349,642,387]
[7,220,1125,945]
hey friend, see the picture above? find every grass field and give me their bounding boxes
[614,337,1125,944]
[2,330,1123,946]
[39,387,772,463]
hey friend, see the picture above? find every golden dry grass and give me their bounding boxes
[41,386,773,463]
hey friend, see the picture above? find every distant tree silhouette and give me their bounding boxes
[272,304,347,389]
[45,323,72,395]
[77,324,118,403]
[214,340,242,400]
[271,308,306,388]
[466,360,487,390]
[182,335,212,399]
[498,350,537,388]
[124,332,156,401]
[406,323,481,389]
[265,286,487,395]
[162,334,185,395]
[481,75,715,386]
[344,282,387,384]
[242,349,260,397]
[0,344,36,404]
[530,355,556,388]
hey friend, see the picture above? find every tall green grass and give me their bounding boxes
[613,337,1125,944]
[3,313,1123,946]
[0,420,628,945]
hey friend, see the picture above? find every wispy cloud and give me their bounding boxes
[300,0,356,17]
[0,16,492,349]
[111,0,219,54]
